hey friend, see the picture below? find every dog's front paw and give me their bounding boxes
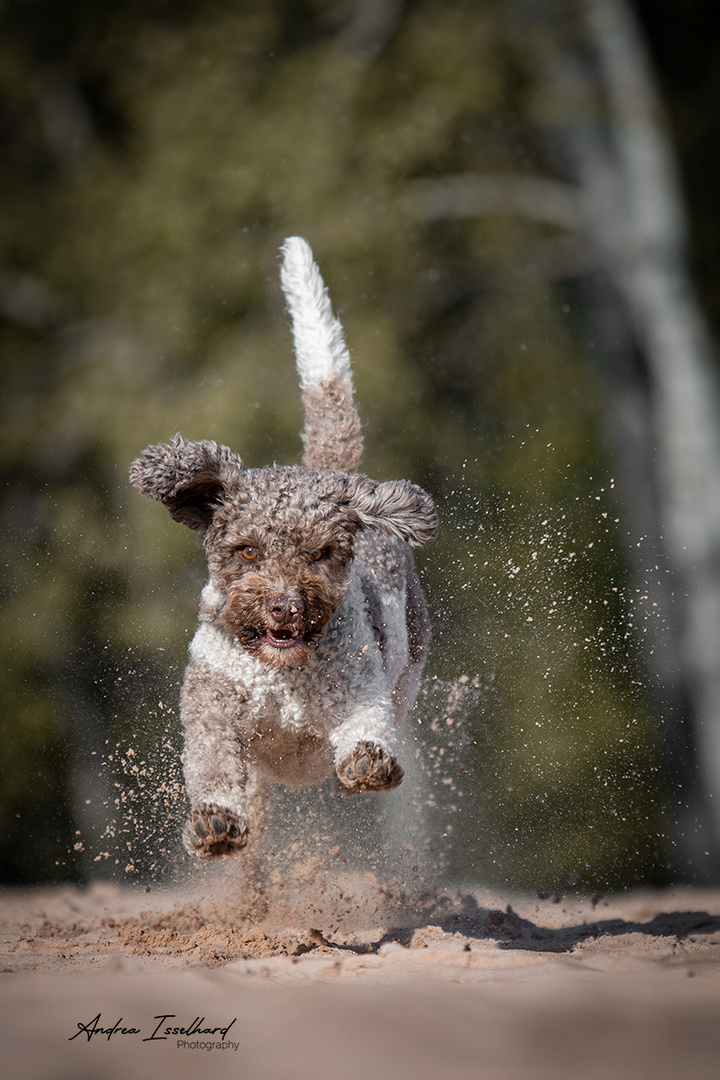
[336,741,404,793]
[183,803,249,859]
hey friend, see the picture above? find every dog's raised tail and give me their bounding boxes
[280,236,363,472]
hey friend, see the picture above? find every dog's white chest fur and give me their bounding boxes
[189,571,398,758]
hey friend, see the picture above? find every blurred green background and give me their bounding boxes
[2,0,720,891]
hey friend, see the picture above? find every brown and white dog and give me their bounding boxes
[130,238,437,858]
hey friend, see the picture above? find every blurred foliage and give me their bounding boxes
[0,0,682,889]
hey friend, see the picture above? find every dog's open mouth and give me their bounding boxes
[252,625,315,665]
[261,628,304,650]
[220,595,327,666]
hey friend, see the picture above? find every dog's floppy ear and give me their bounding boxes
[129,434,243,532]
[345,475,438,548]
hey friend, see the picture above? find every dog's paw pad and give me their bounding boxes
[183,804,249,859]
[355,755,370,777]
[337,741,404,793]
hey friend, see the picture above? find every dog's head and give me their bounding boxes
[130,435,437,666]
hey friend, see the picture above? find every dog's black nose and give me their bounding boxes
[266,593,305,622]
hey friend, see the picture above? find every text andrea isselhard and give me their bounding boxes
[68,1013,239,1050]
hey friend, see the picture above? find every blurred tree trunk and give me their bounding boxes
[566,0,720,878]
[405,0,720,877]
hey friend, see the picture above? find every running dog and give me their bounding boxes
[130,237,437,857]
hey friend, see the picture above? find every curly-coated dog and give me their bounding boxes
[130,237,437,858]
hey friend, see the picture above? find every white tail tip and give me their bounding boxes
[280,236,352,390]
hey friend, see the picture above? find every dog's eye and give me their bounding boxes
[308,548,325,562]
[239,546,258,561]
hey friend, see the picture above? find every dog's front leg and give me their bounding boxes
[179,660,266,859]
[329,706,404,793]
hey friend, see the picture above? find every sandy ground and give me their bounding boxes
[1,868,720,1080]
